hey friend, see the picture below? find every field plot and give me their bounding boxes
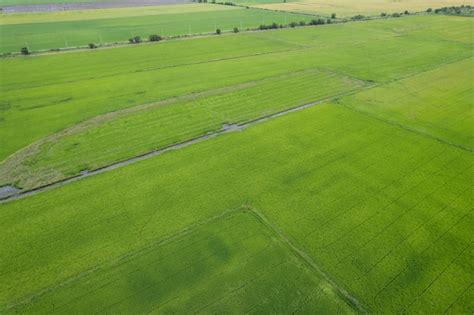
[339,57,474,150]
[6,210,353,314]
[0,5,314,53]
[1,15,472,190]
[251,0,474,16]
[1,103,472,313]
[0,68,366,189]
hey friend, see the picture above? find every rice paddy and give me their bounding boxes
[0,8,472,315]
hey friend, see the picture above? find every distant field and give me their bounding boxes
[1,0,122,6]
[1,15,472,189]
[0,4,230,24]
[0,6,314,53]
[251,0,474,16]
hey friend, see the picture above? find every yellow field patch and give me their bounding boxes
[255,0,474,16]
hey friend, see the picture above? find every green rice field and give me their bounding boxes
[0,9,472,315]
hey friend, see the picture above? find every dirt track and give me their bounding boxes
[1,0,191,13]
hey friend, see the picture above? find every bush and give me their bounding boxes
[299,21,306,26]
[392,12,401,17]
[271,22,279,29]
[326,18,331,24]
[309,18,325,25]
[20,47,29,55]
[149,34,162,42]
[216,28,221,35]
[129,36,142,44]
[380,12,387,16]
[331,13,336,19]
[289,21,298,28]
[88,43,97,49]
[404,10,409,14]
[233,27,239,33]
[351,14,365,20]
[426,8,432,12]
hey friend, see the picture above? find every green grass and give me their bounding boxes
[8,210,353,314]
[339,57,474,150]
[0,6,315,53]
[1,15,472,190]
[0,103,471,313]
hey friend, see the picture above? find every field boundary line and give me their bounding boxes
[0,84,371,204]
[245,207,368,313]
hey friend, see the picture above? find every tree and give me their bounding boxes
[392,12,401,17]
[88,43,97,49]
[299,21,306,26]
[404,10,409,14]
[380,12,387,17]
[289,21,298,27]
[216,28,221,35]
[331,13,336,19]
[20,47,29,55]
[426,8,432,12]
[233,27,239,33]
[149,34,162,42]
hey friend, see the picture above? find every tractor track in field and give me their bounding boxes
[247,207,368,313]
[0,86,369,204]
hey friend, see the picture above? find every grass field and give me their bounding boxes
[250,0,474,16]
[0,5,315,53]
[6,210,353,314]
[0,12,473,314]
[339,57,474,150]
[1,103,471,313]
[1,15,472,189]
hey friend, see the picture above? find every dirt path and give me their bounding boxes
[1,0,191,13]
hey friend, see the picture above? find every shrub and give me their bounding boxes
[129,36,142,44]
[149,34,162,42]
[426,8,432,12]
[233,27,239,33]
[326,18,331,24]
[392,12,401,17]
[271,22,279,29]
[88,43,97,49]
[216,28,221,35]
[299,21,306,26]
[20,47,29,55]
[404,10,409,14]
[309,18,325,25]
[351,14,365,20]
[331,13,336,19]
[289,21,298,27]
[380,12,387,16]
